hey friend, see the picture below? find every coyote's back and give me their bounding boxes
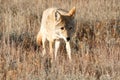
[37,7,76,61]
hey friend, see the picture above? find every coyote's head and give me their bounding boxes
[54,7,76,42]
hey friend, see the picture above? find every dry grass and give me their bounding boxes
[0,0,120,80]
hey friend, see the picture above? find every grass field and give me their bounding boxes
[0,0,120,80]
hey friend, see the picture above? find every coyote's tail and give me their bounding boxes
[36,32,42,46]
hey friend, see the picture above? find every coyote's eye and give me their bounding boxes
[61,27,64,30]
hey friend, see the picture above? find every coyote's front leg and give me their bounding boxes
[49,41,54,60]
[66,42,72,61]
[54,40,60,60]
[42,37,46,57]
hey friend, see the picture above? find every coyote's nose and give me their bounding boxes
[66,37,70,41]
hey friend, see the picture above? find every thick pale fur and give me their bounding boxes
[37,7,76,61]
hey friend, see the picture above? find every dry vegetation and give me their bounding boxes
[0,0,120,80]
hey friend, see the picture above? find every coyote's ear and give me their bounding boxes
[68,7,76,17]
[55,11,61,21]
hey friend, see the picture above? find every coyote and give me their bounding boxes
[37,7,76,61]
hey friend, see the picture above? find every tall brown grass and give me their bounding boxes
[0,0,120,80]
